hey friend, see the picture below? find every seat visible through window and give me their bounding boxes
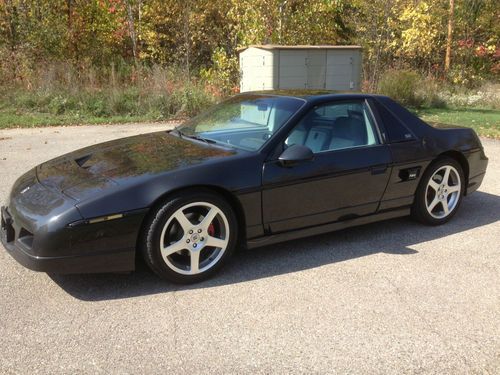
[285,101,379,153]
[304,126,331,153]
[329,117,367,150]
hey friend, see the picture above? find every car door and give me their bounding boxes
[262,100,392,233]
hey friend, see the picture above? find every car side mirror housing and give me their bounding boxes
[278,144,314,167]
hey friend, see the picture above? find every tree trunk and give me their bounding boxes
[183,0,191,81]
[5,0,18,52]
[126,0,138,65]
[66,0,78,61]
[444,0,455,73]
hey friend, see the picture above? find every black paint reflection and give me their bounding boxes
[36,132,234,199]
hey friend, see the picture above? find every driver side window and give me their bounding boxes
[285,101,379,153]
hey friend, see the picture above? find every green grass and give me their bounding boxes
[0,86,215,129]
[1,94,499,140]
[415,107,500,139]
[0,107,158,128]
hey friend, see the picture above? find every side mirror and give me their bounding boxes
[278,144,314,167]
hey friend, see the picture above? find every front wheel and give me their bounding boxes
[141,190,238,283]
[412,157,465,225]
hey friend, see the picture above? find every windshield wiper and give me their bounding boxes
[170,128,184,138]
[177,132,217,145]
[188,135,217,144]
[170,128,228,147]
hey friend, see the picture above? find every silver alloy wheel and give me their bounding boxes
[425,165,461,219]
[159,202,230,275]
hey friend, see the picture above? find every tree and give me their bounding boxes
[445,0,455,72]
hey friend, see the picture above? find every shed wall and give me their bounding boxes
[239,49,277,92]
[239,47,361,92]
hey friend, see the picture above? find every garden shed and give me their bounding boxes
[238,45,362,92]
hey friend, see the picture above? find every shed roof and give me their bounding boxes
[237,44,362,53]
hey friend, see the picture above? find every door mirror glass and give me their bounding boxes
[278,144,314,167]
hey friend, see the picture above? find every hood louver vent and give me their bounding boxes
[74,154,92,169]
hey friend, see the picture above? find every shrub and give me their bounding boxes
[181,85,217,116]
[377,69,424,107]
[167,84,216,117]
[0,61,219,123]
[48,95,77,114]
[200,48,239,97]
[84,95,111,117]
[416,77,447,108]
[109,89,140,115]
[439,83,500,109]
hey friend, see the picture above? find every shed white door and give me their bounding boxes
[306,50,327,89]
[325,50,354,90]
[278,50,307,89]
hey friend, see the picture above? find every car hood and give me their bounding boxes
[36,131,235,201]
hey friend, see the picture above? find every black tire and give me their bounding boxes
[411,157,465,225]
[140,189,238,283]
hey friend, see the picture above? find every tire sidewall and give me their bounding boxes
[413,157,465,225]
[142,190,238,283]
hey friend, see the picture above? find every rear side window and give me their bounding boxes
[374,100,415,143]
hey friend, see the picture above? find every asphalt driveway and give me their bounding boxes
[0,124,499,374]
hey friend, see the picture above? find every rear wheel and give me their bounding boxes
[412,157,464,225]
[141,190,238,283]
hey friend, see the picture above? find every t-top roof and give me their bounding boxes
[237,44,362,53]
[237,89,375,100]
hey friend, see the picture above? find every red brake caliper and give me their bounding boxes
[208,223,215,236]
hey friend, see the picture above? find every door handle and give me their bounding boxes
[370,165,387,175]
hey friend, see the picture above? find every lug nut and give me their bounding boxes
[193,243,197,248]
[189,230,193,234]
[200,237,205,241]
[198,229,202,233]
[186,239,190,243]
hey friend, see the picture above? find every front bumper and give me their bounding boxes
[1,205,136,274]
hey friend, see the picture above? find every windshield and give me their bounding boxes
[176,94,305,151]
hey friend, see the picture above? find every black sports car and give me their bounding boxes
[1,91,488,283]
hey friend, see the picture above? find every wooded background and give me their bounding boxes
[0,1,498,132]
[1,0,498,87]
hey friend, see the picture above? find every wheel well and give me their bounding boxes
[437,151,470,193]
[138,185,247,248]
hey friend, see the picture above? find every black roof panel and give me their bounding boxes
[239,90,382,102]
